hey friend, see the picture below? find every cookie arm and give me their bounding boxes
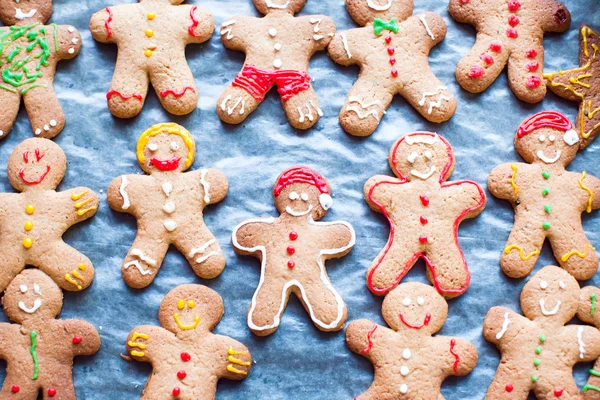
[364,175,399,212]
[345,319,383,362]
[0,323,20,359]
[89,6,117,44]
[483,306,520,346]
[448,0,482,26]
[126,325,169,363]
[107,175,137,215]
[577,286,600,327]
[318,221,355,258]
[577,325,600,362]
[541,0,571,33]
[488,163,520,202]
[60,319,101,356]
[61,187,99,225]
[192,168,228,205]
[219,17,251,51]
[440,337,478,376]
[232,218,272,255]
[185,4,214,44]
[413,12,446,47]
[580,172,600,210]
[328,28,362,66]
[449,180,487,215]
[55,25,82,61]
[216,336,252,380]
[311,16,336,51]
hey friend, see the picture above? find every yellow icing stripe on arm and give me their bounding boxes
[74,197,93,209]
[128,341,147,350]
[71,191,88,201]
[228,346,248,356]
[130,350,145,357]
[504,245,539,261]
[228,355,251,366]
[132,332,149,341]
[562,244,596,262]
[227,365,248,375]
[64,274,83,290]
[579,171,594,213]
[77,207,97,217]
[510,164,519,196]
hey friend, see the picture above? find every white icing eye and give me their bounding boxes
[424,151,433,160]
[147,143,158,151]
[20,284,27,293]
[417,297,425,306]
[402,297,411,306]
[564,129,579,146]
[170,142,179,151]
[559,281,566,289]
[301,193,309,202]
[33,283,41,295]
[289,192,299,200]
[538,135,546,142]
[407,152,418,164]
[549,135,556,142]
[540,280,548,290]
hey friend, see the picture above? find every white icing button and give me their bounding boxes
[400,384,408,394]
[540,280,548,289]
[35,129,42,135]
[68,48,75,54]
[400,366,409,376]
[43,124,50,131]
[274,43,282,51]
[402,297,411,306]
[68,26,75,33]
[402,349,411,359]
[417,297,425,305]
[559,280,566,289]
[72,38,78,44]
[164,220,177,232]
[50,119,57,127]
[273,59,282,69]
[163,202,176,214]
[162,182,173,196]
[269,28,277,37]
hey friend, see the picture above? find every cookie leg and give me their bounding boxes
[0,89,21,140]
[150,61,198,116]
[485,369,529,400]
[583,359,600,400]
[247,276,290,336]
[550,226,599,280]
[295,276,347,332]
[455,34,510,94]
[0,248,24,293]
[0,380,38,399]
[23,84,65,139]
[281,87,322,130]
[106,58,148,119]
[173,229,226,279]
[533,377,578,400]
[121,235,169,289]
[42,380,75,400]
[401,73,457,123]
[500,224,545,279]
[424,239,470,297]
[36,242,95,292]
[339,77,393,137]
[216,85,262,125]
[507,45,546,103]
[366,240,419,296]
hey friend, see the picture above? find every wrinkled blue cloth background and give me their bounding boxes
[0,0,599,398]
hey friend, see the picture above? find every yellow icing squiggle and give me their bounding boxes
[579,171,594,213]
[64,274,82,290]
[504,245,540,261]
[510,164,519,195]
[562,244,596,262]
[227,365,248,375]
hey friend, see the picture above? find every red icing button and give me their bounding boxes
[508,1,521,11]
[387,48,395,55]
[180,352,191,362]
[385,35,392,43]
[177,370,187,380]
[286,246,295,255]
[506,28,518,38]
[489,42,502,52]
[527,76,542,88]
[505,384,514,392]
[11,385,19,393]
[389,57,396,65]
[48,388,57,397]
[554,388,564,397]
[468,65,485,78]
[419,195,429,206]
[391,69,398,77]
[508,15,520,26]
[420,216,428,225]
[289,231,298,240]
[172,387,181,397]
[419,236,428,244]
[526,61,539,72]
[72,336,82,344]
[480,54,494,65]
[287,260,295,269]
[526,48,538,58]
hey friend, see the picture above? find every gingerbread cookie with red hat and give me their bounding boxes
[364,132,485,298]
[449,0,571,103]
[217,0,335,130]
[488,111,600,280]
[232,166,355,336]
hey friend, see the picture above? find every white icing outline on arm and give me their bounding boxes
[120,176,130,210]
[340,32,352,59]
[495,312,510,340]
[220,20,236,40]
[130,248,157,266]
[124,260,153,275]
[200,169,211,203]
[419,15,435,40]
[578,326,586,359]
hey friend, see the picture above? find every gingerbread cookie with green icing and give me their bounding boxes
[484,265,600,399]
[0,0,81,139]
[107,123,228,289]
[346,282,478,399]
[89,0,213,118]
[125,284,251,399]
[577,286,600,398]
[0,269,101,399]
[328,0,456,136]
[449,0,570,103]
[544,25,600,149]
[0,138,98,293]
[488,111,600,280]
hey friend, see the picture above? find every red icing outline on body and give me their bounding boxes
[188,5,200,37]
[105,7,113,40]
[159,87,196,98]
[106,89,143,102]
[232,64,311,101]
[361,324,378,354]
[450,339,460,374]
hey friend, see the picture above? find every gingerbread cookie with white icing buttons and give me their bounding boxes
[217,0,335,130]
[484,266,600,399]
[449,0,570,103]
[107,123,228,289]
[328,0,456,136]
[0,138,98,293]
[347,282,478,399]
[0,269,101,399]
[0,0,82,139]
[125,284,251,399]
[232,166,355,336]
[89,0,213,118]
[488,111,600,281]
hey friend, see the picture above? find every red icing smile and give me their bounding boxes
[150,157,181,171]
[399,312,431,329]
[19,165,51,185]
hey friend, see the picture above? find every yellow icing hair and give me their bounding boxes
[136,123,195,168]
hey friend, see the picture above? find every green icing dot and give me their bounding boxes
[539,335,546,343]
[542,171,550,179]
[534,358,540,366]
[544,204,551,213]
[535,347,542,354]
[531,375,538,382]
[542,187,550,196]
[542,222,551,229]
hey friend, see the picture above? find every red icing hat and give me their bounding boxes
[274,167,329,196]
[517,111,573,138]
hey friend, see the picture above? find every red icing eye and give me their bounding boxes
[506,28,518,38]
[72,336,82,344]
[505,384,514,392]
[526,61,539,72]
[508,1,521,11]
[177,370,187,380]
[180,352,191,362]
[287,246,295,255]
[48,388,57,397]
[480,54,494,65]
[289,231,298,240]
[489,42,502,53]
[508,15,520,26]
[526,48,538,58]
[468,65,485,78]
[527,76,542,89]
[23,151,29,163]
[35,148,44,162]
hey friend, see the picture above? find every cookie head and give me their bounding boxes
[346,0,413,27]
[520,266,579,324]
[159,284,224,335]
[0,0,53,25]
[3,269,63,324]
[273,167,333,220]
[515,111,579,167]
[382,282,448,335]
[389,132,455,183]
[8,138,66,192]
[136,123,196,175]
[253,0,305,15]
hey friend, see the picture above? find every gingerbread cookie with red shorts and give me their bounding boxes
[488,111,600,280]
[449,0,571,103]
[217,0,335,130]
[346,282,478,399]
[484,265,600,399]
[232,167,355,336]
[90,0,213,118]
[328,0,456,136]
[0,269,101,399]
[364,132,486,298]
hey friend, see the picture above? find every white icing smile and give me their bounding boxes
[19,299,42,314]
[537,150,561,164]
[265,0,289,9]
[539,299,561,315]
[286,204,313,217]
[411,166,436,180]
[367,0,393,11]
[15,8,37,20]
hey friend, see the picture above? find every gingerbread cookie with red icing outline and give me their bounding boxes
[484,265,600,399]
[488,111,600,281]
[232,166,355,336]
[328,0,456,136]
[125,284,251,399]
[0,269,101,399]
[217,0,335,130]
[364,132,485,298]
[449,0,570,103]
[346,282,478,399]
[0,138,98,293]
[89,0,213,118]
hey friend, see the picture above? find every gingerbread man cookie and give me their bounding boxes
[89,0,213,118]
[544,25,600,149]
[577,286,600,398]
[0,0,81,139]
[484,266,600,399]
[488,111,600,280]
[328,0,456,136]
[449,0,571,103]
[0,269,101,399]
[217,0,335,130]
[346,282,478,399]
[0,138,98,293]
[107,123,228,289]
[232,167,355,336]
[364,132,485,298]
[125,284,251,399]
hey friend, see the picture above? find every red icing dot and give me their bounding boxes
[172,387,181,397]
[289,231,298,240]
[525,48,538,58]
[419,195,429,206]
[459,0,470,3]
[527,76,542,89]
[391,69,398,77]
[11,386,19,393]
[468,65,485,78]
[389,57,396,65]
[48,388,57,397]
[489,42,502,53]
[505,384,514,392]
[508,15,520,26]
[72,336,82,344]
[420,216,428,225]
[177,370,187,380]
[508,1,521,11]
[180,352,191,362]
[480,54,494,65]
[286,246,295,255]
[526,61,539,72]
[554,388,564,397]
[506,28,518,38]
[287,260,295,269]
[419,236,428,244]
[385,35,392,43]
[387,48,395,55]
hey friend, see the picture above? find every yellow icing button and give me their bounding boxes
[24,221,33,231]
[23,238,33,249]
[144,49,153,57]
[145,29,154,37]
[147,13,155,20]
[25,204,34,215]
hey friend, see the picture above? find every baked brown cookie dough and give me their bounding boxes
[217,0,335,130]
[107,123,228,289]
[125,284,251,399]
[328,0,456,136]
[577,286,600,398]
[0,269,101,399]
